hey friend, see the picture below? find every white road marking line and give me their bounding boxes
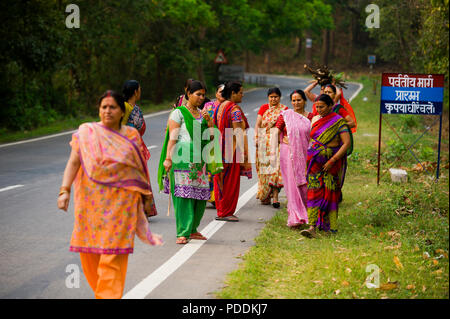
[122,183,258,299]
[0,185,24,193]
[0,110,172,149]
[147,145,158,150]
[253,108,259,112]
[348,82,364,102]
[244,113,249,116]
[0,131,77,148]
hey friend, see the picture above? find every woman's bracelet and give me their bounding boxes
[165,158,172,162]
[59,186,71,196]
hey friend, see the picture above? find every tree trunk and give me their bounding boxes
[295,35,302,57]
[245,50,250,72]
[321,29,330,66]
[264,50,270,73]
[346,16,354,67]
[329,29,335,61]
[155,52,163,104]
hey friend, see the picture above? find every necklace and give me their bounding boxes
[187,105,199,117]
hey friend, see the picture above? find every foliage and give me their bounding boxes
[0,0,448,133]
[0,0,334,132]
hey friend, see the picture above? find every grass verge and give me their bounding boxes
[216,74,449,299]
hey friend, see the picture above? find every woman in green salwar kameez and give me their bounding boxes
[158,80,218,244]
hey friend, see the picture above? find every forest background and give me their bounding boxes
[0,0,448,134]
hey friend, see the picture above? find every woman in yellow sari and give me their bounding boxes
[254,87,288,208]
[57,90,162,299]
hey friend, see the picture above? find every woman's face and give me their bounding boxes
[99,96,124,129]
[135,86,141,101]
[216,87,225,103]
[315,100,333,117]
[323,86,336,101]
[231,87,244,103]
[188,89,206,108]
[291,93,305,112]
[268,93,281,106]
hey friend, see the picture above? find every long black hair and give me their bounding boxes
[267,87,281,97]
[315,93,334,107]
[221,81,242,100]
[184,80,207,99]
[122,80,140,101]
[289,89,307,101]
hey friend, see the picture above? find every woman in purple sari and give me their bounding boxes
[275,90,313,227]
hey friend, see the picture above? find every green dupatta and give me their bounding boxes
[157,106,222,192]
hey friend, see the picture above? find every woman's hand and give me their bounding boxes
[164,158,172,173]
[323,158,336,172]
[242,162,252,171]
[143,194,154,215]
[57,192,70,212]
[201,109,214,127]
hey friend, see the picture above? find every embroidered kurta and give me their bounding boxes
[69,123,159,255]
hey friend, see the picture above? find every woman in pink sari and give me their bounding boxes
[275,90,313,227]
[57,90,162,299]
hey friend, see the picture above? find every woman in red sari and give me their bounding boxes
[213,81,252,222]
[300,94,351,238]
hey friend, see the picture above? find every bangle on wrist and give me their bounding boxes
[165,158,172,162]
[59,186,70,195]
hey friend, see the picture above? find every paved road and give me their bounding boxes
[0,74,360,299]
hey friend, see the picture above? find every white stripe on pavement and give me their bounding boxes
[147,145,158,150]
[0,110,171,149]
[348,82,364,102]
[122,183,258,299]
[0,185,24,192]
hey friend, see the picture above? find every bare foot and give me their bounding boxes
[176,237,188,244]
[190,232,207,240]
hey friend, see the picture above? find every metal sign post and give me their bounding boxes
[377,73,445,185]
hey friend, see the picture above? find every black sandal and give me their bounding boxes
[272,202,280,208]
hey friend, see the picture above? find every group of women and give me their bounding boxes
[254,83,353,238]
[57,77,353,299]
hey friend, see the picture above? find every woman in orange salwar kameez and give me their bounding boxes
[57,90,162,299]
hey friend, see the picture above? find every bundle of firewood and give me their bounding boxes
[304,64,347,89]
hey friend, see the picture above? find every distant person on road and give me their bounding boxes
[122,80,152,179]
[254,87,288,208]
[158,80,215,244]
[57,90,162,299]
[213,81,252,222]
[274,89,312,228]
[203,83,226,207]
[300,94,351,238]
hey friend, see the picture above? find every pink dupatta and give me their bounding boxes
[280,110,310,186]
[77,123,162,246]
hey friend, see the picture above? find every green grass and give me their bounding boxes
[216,74,449,299]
